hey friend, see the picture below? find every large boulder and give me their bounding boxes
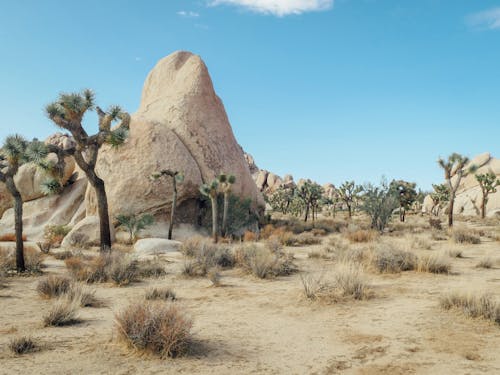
[86,51,264,222]
[0,178,87,241]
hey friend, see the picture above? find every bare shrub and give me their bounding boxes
[145,287,176,301]
[1,247,45,274]
[36,275,71,299]
[293,232,322,246]
[345,230,378,243]
[369,244,417,273]
[9,336,38,355]
[452,227,481,245]
[265,236,283,254]
[43,299,80,327]
[181,242,234,278]
[417,255,451,274]
[115,302,192,358]
[410,236,432,250]
[52,250,74,260]
[235,244,297,279]
[44,225,71,248]
[179,236,204,257]
[440,291,500,324]
[431,230,448,241]
[106,254,138,286]
[476,257,494,269]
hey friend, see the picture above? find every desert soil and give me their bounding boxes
[1,217,500,375]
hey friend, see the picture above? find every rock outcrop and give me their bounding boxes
[85,51,264,222]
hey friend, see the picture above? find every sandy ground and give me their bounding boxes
[1,217,500,375]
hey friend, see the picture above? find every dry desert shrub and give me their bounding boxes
[9,336,38,355]
[65,252,138,286]
[300,272,326,300]
[66,284,101,307]
[115,302,192,358]
[333,262,371,300]
[345,229,378,243]
[36,275,72,299]
[179,236,204,257]
[235,244,297,279]
[52,250,74,260]
[43,298,80,327]
[181,242,234,278]
[431,230,448,241]
[417,254,451,274]
[145,287,176,301]
[440,291,500,324]
[265,236,283,254]
[43,225,71,248]
[293,232,322,246]
[476,257,494,269]
[452,227,481,245]
[368,244,417,273]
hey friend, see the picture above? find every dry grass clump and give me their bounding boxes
[145,287,176,301]
[447,249,464,258]
[137,259,167,278]
[417,255,451,274]
[207,267,221,286]
[300,272,326,300]
[431,230,448,241]
[333,262,371,300]
[235,244,297,279]
[452,227,481,245]
[345,229,378,243]
[440,291,500,324]
[36,275,72,299]
[52,250,74,260]
[9,336,38,355]
[66,284,101,307]
[409,235,432,250]
[368,244,417,273]
[292,232,322,246]
[179,236,204,257]
[115,302,192,358]
[429,218,442,230]
[65,252,138,286]
[476,257,494,269]
[43,298,80,327]
[0,233,27,242]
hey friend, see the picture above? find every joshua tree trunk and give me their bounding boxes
[211,196,219,243]
[90,177,112,252]
[304,204,310,222]
[481,194,486,219]
[222,191,229,237]
[6,178,25,272]
[168,177,177,240]
[347,203,352,218]
[400,205,405,222]
[448,196,455,228]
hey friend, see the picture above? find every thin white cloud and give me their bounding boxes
[467,7,500,30]
[209,0,334,17]
[177,10,200,18]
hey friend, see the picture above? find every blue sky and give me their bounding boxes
[1,0,499,191]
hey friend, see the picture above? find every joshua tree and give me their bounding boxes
[475,172,500,219]
[296,180,324,222]
[437,153,470,227]
[430,183,449,216]
[200,179,220,243]
[268,185,295,214]
[217,174,236,237]
[389,180,417,222]
[45,90,130,251]
[152,169,184,240]
[116,213,154,244]
[338,181,363,218]
[0,135,29,272]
